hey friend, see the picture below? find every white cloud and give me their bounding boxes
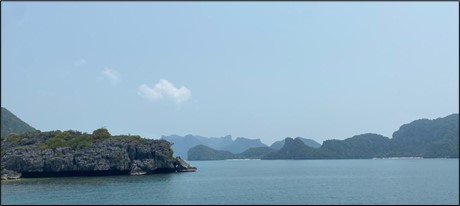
[138,79,192,104]
[100,68,121,85]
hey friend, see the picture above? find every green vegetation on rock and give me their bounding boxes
[92,128,111,139]
[1,127,194,178]
[69,134,92,149]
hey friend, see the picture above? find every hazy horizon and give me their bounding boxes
[2,2,458,146]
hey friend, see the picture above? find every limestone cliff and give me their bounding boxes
[1,129,196,180]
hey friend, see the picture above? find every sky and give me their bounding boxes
[1,2,458,146]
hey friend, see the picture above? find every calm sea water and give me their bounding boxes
[1,159,458,205]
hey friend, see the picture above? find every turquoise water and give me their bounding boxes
[1,159,458,205]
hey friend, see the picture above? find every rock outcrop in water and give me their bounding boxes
[1,129,196,180]
[174,156,197,172]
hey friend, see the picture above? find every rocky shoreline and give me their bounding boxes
[1,130,196,180]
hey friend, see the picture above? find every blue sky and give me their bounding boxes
[2,2,458,145]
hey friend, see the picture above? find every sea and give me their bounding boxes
[1,159,458,205]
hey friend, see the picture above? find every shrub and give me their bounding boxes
[45,136,67,149]
[43,130,62,138]
[37,143,49,150]
[128,134,141,140]
[55,130,72,140]
[4,133,20,145]
[69,134,92,149]
[23,130,42,138]
[92,128,111,139]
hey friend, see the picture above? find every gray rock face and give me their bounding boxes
[174,156,197,172]
[1,136,195,179]
[1,169,21,180]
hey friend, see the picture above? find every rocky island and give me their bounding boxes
[1,128,196,180]
[186,113,459,160]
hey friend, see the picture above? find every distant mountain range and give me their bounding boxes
[188,113,459,160]
[161,134,267,159]
[1,107,36,138]
[270,137,321,150]
[222,137,267,153]
[2,107,457,160]
[188,145,276,160]
[163,134,322,160]
[161,134,232,159]
[388,113,458,158]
